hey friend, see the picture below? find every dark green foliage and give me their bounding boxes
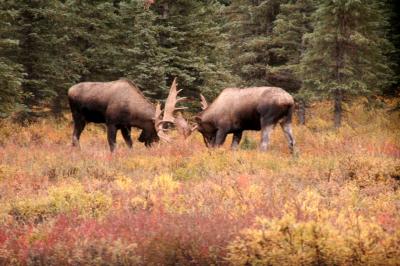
[0,0,235,116]
[0,0,397,122]
[299,0,394,127]
[226,0,285,87]
[0,3,24,117]
[118,1,166,98]
[153,0,236,103]
[67,0,167,98]
[270,0,316,123]
[385,0,400,96]
[15,1,84,117]
[66,1,122,82]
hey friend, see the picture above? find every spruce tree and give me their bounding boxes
[0,2,24,117]
[225,0,286,87]
[13,0,86,117]
[117,0,167,98]
[385,0,400,97]
[66,0,122,82]
[270,0,316,124]
[300,0,394,128]
[153,0,235,103]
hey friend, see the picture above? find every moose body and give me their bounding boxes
[195,87,295,152]
[68,79,187,151]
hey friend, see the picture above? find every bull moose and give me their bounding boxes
[194,87,295,153]
[68,78,190,151]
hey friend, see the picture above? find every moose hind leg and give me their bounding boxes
[107,124,117,152]
[121,127,133,149]
[231,131,243,150]
[72,118,86,147]
[259,104,291,152]
[260,110,278,152]
[260,124,274,152]
[280,121,295,154]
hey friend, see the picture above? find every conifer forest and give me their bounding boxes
[0,0,399,265]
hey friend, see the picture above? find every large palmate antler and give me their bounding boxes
[154,78,195,141]
[175,113,197,138]
[200,93,208,110]
[154,103,172,142]
[162,78,187,123]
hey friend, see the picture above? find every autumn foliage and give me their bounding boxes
[0,101,399,265]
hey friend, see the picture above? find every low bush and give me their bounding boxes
[0,101,398,264]
[8,183,112,223]
[227,190,400,265]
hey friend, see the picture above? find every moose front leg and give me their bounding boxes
[202,135,209,147]
[231,131,243,150]
[138,126,158,147]
[106,124,117,152]
[214,128,228,147]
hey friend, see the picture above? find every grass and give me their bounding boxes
[0,101,399,265]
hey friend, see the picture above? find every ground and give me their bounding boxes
[0,101,399,265]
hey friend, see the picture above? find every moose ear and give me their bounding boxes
[194,116,202,124]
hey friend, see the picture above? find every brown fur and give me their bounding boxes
[195,87,295,152]
[68,79,158,151]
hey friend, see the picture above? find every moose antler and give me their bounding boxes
[162,78,187,123]
[154,78,194,141]
[154,103,172,142]
[175,112,198,139]
[200,94,208,110]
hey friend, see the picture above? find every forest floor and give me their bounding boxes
[0,101,399,265]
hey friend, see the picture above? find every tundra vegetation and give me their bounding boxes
[0,101,399,264]
[0,0,400,265]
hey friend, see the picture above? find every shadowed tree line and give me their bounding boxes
[0,0,398,127]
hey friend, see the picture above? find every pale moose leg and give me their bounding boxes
[280,121,295,154]
[260,124,274,152]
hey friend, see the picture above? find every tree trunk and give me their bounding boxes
[333,89,343,128]
[297,100,306,125]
